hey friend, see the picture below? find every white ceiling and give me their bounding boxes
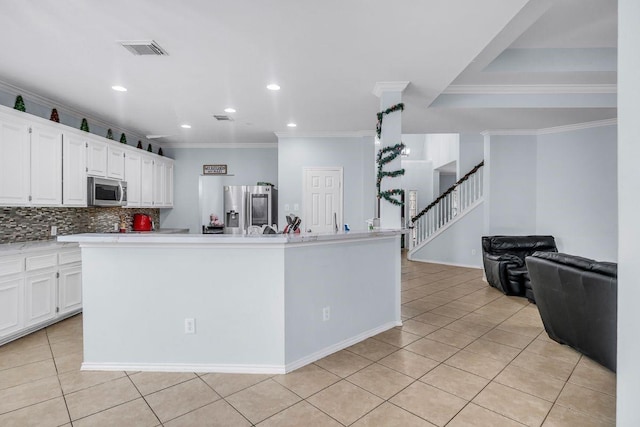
[0,0,617,145]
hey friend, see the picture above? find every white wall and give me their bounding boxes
[439,173,457,195]
[401,161,433,218]
[401,134,427,160]
[426,133,459,169]
[458,133,484,178]
[617,0,640,423]
[536,125,617,260]
[410,201,484,268]
[278,136,375,231]
[160,147,278,233]
[484,134,538,235]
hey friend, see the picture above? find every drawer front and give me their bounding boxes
[58,250,81,265]
[0,257,24,277]
[25,253,57,271]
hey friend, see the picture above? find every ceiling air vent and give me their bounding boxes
[120,40,168,56]
[213,115,233,121]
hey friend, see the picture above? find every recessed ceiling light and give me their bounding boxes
[224,108,236,113]
[287,123,297,128]
[111,85,127,92]
[267,84,281,91]
[181,124,191,129]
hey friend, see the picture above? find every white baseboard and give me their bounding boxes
[284,321,399,373]
[407,258,482,270]
[81,362,287,375]
[81,320,401,375]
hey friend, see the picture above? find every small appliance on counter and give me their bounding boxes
[133,214,153,232]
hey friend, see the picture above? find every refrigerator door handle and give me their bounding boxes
[246,191,251,229]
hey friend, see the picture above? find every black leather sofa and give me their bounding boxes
[526,251,617,372]
[481,235,557,299]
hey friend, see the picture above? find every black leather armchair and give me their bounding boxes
[526,251,617,372]
[482,235,557,298]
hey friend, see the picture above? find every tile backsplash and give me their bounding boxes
[0,207,160,244]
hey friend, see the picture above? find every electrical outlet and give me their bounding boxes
[322,306,330,321]
[184,318,195,334]
[50,226,57,236]
[294,203,299,211]
[284,204,290,211]
[471,249,477,255]
[113,223,119,232]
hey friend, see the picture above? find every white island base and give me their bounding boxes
[59,231,402,374]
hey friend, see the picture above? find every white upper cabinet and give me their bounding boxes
[164,160,174,207]
[86,137,107,177]
[0,105,173,209]
[153,158,165,206]
[107,144,126,180]
[124,148,141,207]
[62,132,88,206]
[140,155,154,207]
[0,113,30,205]
[30,124,63,206]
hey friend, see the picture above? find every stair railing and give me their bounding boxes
[409,161,484,249]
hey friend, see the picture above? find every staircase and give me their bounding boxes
[409,161,484,253]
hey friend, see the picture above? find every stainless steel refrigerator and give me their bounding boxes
[223,185,278,234]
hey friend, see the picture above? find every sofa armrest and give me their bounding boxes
[484,253,524,267]
[483,254,523,295]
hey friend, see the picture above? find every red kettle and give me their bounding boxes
[133,214,153,232]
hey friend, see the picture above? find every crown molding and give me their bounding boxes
[481,129,537,136]
[162,142,278,149]
[372,81,410,97]
[275,130,375,139]
[536,118,618,135]
[0,79,157,145]
[482,118,618,136]
[444,84,617,95]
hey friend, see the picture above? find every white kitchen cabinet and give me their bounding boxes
[107,144,126,180]
[30,124,63,206]
[62,132,88,206]
[153,158,165,206]
[87,137,107,177]
[0,244,83,346]
[164,159,174,207]
[140,155,154,207]
[124,148,142,207]
[0,275,23,338]
[0,114,30,205]
[24,270,57,327]
[58,263,82,316]
[152,158,174,208]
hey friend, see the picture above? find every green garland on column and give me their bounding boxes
[376,102,404,139]
[376,143,405,206]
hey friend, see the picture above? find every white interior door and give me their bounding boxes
[303,167,343,233]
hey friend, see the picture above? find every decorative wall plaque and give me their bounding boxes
[203,164,228,175]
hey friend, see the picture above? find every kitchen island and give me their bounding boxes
[58,230,403,374]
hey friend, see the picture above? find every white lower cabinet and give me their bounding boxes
[58,263,82,316]
[0,245,83,345]
[0,275,23,338]
[24,270,57,327]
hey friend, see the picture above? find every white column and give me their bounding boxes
[373,81,409,229]
[617,0,640,424]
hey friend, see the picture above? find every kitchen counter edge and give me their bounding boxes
[57,229,406,245]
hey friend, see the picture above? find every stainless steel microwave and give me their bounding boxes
[88,177,127,207]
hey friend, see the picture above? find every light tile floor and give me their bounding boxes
[0,259,616,426]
